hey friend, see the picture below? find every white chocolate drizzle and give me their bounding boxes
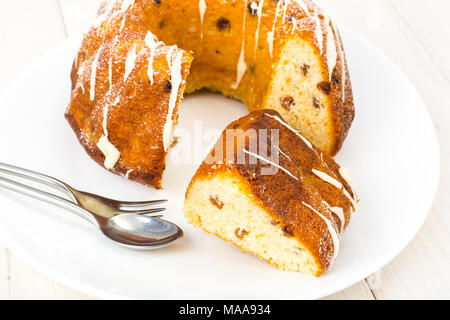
[93,0,115,29]
[312,169,342,189]
[231,0,248,89]
[253,0,264,54]
[302,202,339,259]
[343,188,358,211]
[267,0,282,58]
[124,44,137,82]
[97,135,121,170]
[90,46,103,101]
[97,95,121,170]
[107,9,121,26]
[120,17,127,32]
[323,200,345,233]
[313,8,323,54]
[199,0,207,39]
[125,169,134,179]
[120,0,135,13]
[264,113,313,149]
[102,96,120,137]
[77,61,85,76]
[145,31,162,85]
[273,144,291,161]
[313,169,358,211]
[293,0,311,17]
[243,149,299,181]
[338,167,353,188]
[108,57,113,90]
[330,16,346,101]
[94,12,108,29]
[282,0,290,21]
[324,15,337,80]
[163,47,184,151]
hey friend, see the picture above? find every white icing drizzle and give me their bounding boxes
[267,0,282,58]
[97,135,121,170]
[231,0,248,89]
[338,167,353,188]
[329,16,346,101]
[273,144,291,161]
[264,113,313,149]
[313,8,323,54]
[120,0,135,12]
[120,17,127,32]
[90,46,103,101]
[302,202,339,259]
[253,0,265,54]
[343,188,358,211]
[98,38,121,173]
[293,0,311,17]
[124,44,137,82]
[322,200,345,233]
[266,32,274,58]
[163,47,184,151]
[107,9,121,26]
[231,40,246,89]
[98,96,121,170]
[102,96,120,137]
[108,57,113,90]
[77,62,85,76]
[145,31,162,85]
[242,149,299,181]
[125,169,134,179]
[312,169,342,189]
[324,15,337,80]
[291,18,298,34]
[313,169,358,211]
[199,0,207,39]
[94,12,108,29]
[282,0,290,22]
[93,1,115,29]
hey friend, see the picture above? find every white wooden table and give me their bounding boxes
[0,0,449,300]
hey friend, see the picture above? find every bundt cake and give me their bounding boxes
[66,0,354,189]
[183,110,358,276]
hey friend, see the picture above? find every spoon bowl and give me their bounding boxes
[101,214,184,250]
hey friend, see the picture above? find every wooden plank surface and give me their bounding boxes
[0,0,449,299]
[390,0,450,82]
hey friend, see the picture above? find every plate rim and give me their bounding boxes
[0,26,441,300]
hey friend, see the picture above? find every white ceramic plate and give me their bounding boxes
[0,27,440,299]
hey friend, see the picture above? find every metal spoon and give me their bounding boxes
[0,163,183,250]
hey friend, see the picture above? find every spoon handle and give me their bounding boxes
[0,175,97,225]
[0,162,75,200]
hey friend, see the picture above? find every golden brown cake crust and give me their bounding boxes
[185,110,357,275]
[65,6,193,188]
[138,0,354,155]
[67,0,354,188]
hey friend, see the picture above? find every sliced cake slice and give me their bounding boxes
[183,110,358,276]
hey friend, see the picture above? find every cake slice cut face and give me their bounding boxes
[183,110,358,276]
